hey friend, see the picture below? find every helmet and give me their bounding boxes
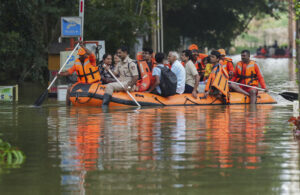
[77,47,86,55]
[218,49,226,55]
[188,44,199,51]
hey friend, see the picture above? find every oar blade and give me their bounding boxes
[279,92,298,101]
[34,90,48,106]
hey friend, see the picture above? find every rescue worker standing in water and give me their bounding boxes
[102,46,139,107]
[230,50,268,104]
[59,42,101,105]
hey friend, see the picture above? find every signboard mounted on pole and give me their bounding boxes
[61,17,82,37]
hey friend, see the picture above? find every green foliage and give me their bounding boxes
[163,0,287,50]
[0,0,76,84]
[84,0,154,54]
[0,0,287,83]
[295,0,300,19]
[0,138,25,168]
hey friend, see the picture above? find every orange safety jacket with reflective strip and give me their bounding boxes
[231,60,266,89]
[194,54,208,75]
[205,63,229,92]
[68,57,101,84]
[220,57,234,74]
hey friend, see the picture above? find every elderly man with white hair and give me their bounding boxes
[168,51,186,94]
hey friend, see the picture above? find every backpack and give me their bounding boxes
[157,66,177,97]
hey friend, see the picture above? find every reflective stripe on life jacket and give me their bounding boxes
[205,64,229,101]
[74,58,101,84]
[235,60,260,86]
[220,57,234,74]
[136,61,151,92]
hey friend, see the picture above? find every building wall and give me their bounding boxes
[48,54,60,71]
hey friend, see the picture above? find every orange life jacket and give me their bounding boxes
[74,58,101,84]
[194,54,208,75]
[205,64,229,101]
[136,61,151,92]
[234,60,261,86]
[220,57,234,74]
[136,52,144,61]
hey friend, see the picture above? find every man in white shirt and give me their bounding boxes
[181,50,200,98]
[168,51,186,94]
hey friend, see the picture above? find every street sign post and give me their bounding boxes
[79,0,85,41]
[61,17,82,37]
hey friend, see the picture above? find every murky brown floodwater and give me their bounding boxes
[0,57,299,194]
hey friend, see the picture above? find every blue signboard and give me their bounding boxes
[61,17,81,37]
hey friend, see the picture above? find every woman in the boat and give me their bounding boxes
[99,54,116,84]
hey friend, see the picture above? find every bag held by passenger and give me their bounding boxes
[157,66,177,97]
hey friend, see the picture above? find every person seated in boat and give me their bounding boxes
[145,52,166,95]
[204,50,229,103]
[218,48,234,79]
[230,50,268,104]
[181,50,200,98]
[99,54,116,84]
[261,46,267,56]
[113,54,121,65]
[168,51,186,94]
[188,44,208,81]
[203,56,212,81]
[102,46,139,107]
[142,47,156,71]
[141,47,157,88]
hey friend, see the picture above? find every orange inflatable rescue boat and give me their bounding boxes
[69,82,277,107]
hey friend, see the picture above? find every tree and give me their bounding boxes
[163,0,287,51]
[84,0,154,54]
[0,0,76,84]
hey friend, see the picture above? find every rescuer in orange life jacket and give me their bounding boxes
[204,50,229,103]
[230,50,268,104]
[142,47,156,71]
[188,44,208,81]
[142,47,157,87]
[59,41,101,105]
[218,48,234,79]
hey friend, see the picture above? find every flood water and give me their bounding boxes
[0,57,299,194]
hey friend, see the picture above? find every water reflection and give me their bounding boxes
[47,105,275,193]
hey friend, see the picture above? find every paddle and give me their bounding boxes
[34,43,80,106]
[106,68,141,108]
[229,81,298,101]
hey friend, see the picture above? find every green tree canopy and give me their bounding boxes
[163,0,286,51]
[0,0,287,83]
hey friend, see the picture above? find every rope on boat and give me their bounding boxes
[75,83,101,104]
[153,96,166,106]
[184,96,200,105]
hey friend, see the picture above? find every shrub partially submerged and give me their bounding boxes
[0,138,25,167]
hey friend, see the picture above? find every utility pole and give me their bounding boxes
[151,0,163,53]
[156,0,160,52]
[79,0,85,41]
[297,18,300,109]
[151,0,157,52]
[159,0,164,53]
[288,0,295,55]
